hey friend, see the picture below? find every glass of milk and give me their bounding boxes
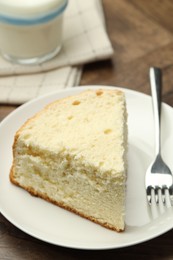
[0,0,68,65]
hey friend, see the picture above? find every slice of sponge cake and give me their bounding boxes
[10,89,127,232]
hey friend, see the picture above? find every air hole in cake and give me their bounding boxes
[104,129,112,134]
[96,90,103,96]
[23,133,31,140]
[72,100,81,105]
[67,115,74,120]
[99,161,104,166]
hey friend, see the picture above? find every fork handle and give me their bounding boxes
[149,67,162,155]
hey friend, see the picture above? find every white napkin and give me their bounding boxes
[0,0,113,104]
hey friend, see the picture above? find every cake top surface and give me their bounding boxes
[15,89,127,177]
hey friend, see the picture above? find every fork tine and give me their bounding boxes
[146,186,152,204]
[155,186,159,204]
[161,185,166,204]
[169,185,173,205]
[164,188,172,207]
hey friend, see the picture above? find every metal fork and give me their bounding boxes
[145,67,173,206]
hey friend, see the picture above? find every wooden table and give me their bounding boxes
[1,0,173,259]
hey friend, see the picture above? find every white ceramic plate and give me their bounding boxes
[0,86,173,250]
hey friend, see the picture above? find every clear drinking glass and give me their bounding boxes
[0,0,68,65]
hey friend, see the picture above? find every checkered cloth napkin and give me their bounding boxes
[0,0,113,104]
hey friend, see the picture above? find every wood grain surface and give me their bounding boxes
[1,0,173,259]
